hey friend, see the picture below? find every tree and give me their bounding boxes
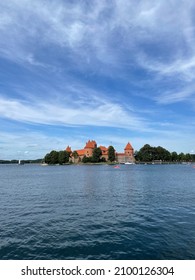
[156,146,171,161]
[185,153,192,162]
[47,150,59,164]
[136,144,171,162]
[92,147,102,163]
[108,146,115,162]
[44,153,52,164]
[136,144,153,162]
[50,150,59,164]
[72,151,78,163]
[82,155,92,163]
[171,151,178,162]
[58,150,69,164]
[101,157,106,162]
[44,151,59,164]
[178,152,185,162]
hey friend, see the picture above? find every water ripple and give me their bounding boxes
[0,164,195,259]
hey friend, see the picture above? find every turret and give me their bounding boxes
[124,142,134,156]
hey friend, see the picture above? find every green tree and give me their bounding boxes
[92,147,102,163]
[72,151,78,163]
[191,154,195,162]
[136,144,153,162]
[58,150,69,164]
[171,151,178,162]
[108,146,115,162]
[136,144,171,162]
[178,152,185,162]
[156,146,171,161]
[101,157,106,162]
[82,155,92,163]
[50,150,59,164]
[44,153,52,164]
[44,150,59,164]
[185,153,192,162]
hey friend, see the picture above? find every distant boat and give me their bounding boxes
[114,165,120,169]
[18,160,24,165]
[124,162,134,165]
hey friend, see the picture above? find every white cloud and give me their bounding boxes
[0,94,145,130]
[138,54,195,82]
[155,86,195,104]
[0,0,195,80]
[0,0,195,159]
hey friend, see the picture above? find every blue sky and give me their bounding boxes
[0,0,195,159]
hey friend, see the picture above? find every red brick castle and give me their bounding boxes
[65,140,135,163]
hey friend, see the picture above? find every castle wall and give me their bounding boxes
[84,148,93,157]
[125,150,134,157]
[67,140,135,163]
[117,154,135,163]
[101,154,109,161]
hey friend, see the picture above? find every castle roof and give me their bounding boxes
[76,149,85,156]
[99,145,107,151]
[99,146,108,155]
[84,140,97,149]
[66,145,72,152]
[124,142,133,150]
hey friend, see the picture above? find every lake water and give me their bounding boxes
[0,164,195,260]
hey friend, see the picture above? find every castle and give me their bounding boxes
[65,140,135,163]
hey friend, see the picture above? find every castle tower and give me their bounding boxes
[66,145,72,153]
[84,140,97,157]
[124,142,135,162]
[124,142,134,156]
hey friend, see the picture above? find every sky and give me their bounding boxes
[0,0,195,160]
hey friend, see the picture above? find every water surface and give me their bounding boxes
[0,164,195,259]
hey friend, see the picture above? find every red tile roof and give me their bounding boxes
[99,146,108,155]
[76,149,85,156]
[124,142,133,150]
[84,140,97,149]
[99,145,108,150]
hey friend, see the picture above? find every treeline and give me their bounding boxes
[0,159,18,164]
[43,144,194,165]
[44,146,116,164]
[0,159,42,164]
[135,144,193,162]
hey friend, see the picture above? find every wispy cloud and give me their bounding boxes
[0,0,110,67]
[1,0,195,79]
[0,93,145,130]
[0,0,195,158]
[155,85,195,104]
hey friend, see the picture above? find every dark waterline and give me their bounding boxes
[0,164,195,260]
